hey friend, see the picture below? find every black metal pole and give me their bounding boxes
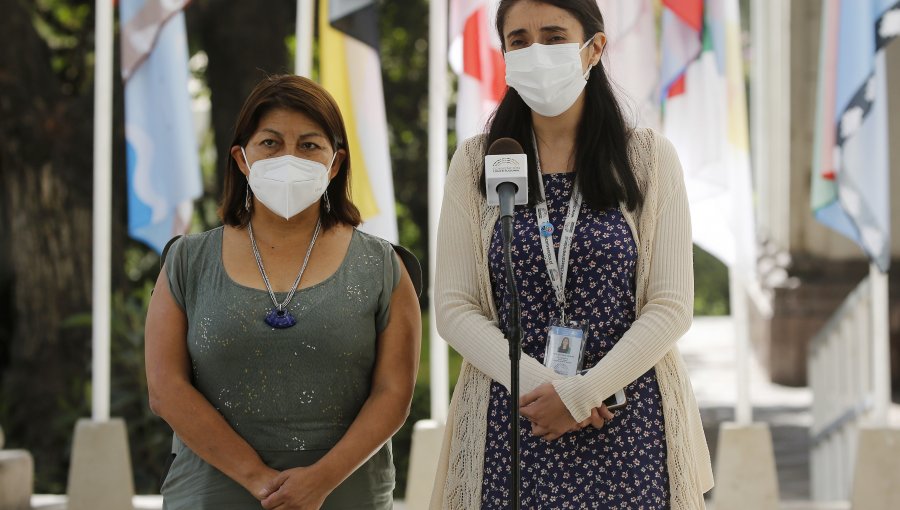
[501,215,521,510]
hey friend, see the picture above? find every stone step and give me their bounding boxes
[780,502,850,510]
[31,495,162,510]
[0,450,34,510]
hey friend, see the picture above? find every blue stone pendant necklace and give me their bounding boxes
[248,218,321,329]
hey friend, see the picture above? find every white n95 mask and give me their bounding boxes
[504,37,595,117]
[242,148,335,220]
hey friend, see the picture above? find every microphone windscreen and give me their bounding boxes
[484,137,528,207]
[487,137,524,156]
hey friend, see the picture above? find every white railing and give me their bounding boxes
[808,276,875,502]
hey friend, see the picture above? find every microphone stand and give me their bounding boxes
[487,142,526,508]
[500,206,522,510]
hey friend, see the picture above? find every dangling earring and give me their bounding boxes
[323,190,332,213]
[245,182,252,212]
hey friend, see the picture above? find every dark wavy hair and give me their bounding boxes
[484,0,643,211]
[218,74,362,229]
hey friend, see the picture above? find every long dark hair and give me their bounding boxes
[484,0,643,211]
[219,74,361,229]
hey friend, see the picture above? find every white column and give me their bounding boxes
[428,0,449,422]
[91,0,114,423]
[750,0,767,235]
[731,271,753,424]
[870,265,891,425]
[751,0,791,253]
[295,0,315,77]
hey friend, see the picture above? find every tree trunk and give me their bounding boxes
[186,0,296,201]
[0,0,96,492]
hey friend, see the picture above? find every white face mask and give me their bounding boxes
[504,37,595,117]
[242,148,335,220]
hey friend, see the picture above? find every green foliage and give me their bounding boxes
[395,201,424,263]
[25,361,89,493]
[693,245,730,315]
[379,0,431,276]
[53,272,173,493]
[108,281,174,492]
[391,313,463,497]
[29,0,94,94]
[391,380,430,498]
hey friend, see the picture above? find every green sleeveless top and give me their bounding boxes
[161,226,400,509]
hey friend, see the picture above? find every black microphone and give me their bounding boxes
[485,137,529,220]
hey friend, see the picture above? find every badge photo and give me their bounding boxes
[544,324,586,377]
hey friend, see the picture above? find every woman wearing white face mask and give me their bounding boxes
[145,75,421,509]
[433,1,712,509]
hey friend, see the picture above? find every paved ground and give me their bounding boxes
[681,316,900,507]
[679,316,815,502]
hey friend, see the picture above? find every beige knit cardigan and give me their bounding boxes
[430,128,714,509]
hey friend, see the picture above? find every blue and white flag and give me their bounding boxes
[811,0,899,272]
[120,0,201,254]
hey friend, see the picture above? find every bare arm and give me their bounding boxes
[145,267,278,498]
[260,255,421,509]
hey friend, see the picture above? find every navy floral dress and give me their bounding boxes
[482,172,670,509]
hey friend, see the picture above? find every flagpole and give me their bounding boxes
[91,0,114,423]
[428,0,449,423]
[870,264,890,426]
[730,270,752,424]
[296,0,315,77]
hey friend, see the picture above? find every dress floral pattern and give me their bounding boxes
[482,172,669,509]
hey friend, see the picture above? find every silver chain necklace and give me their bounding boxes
[248,218,321,329]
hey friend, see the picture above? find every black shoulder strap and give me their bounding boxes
[160,235,183,271]
[151,235,183,297]
[391,244,423,298]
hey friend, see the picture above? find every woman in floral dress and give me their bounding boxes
[432,1,714,508]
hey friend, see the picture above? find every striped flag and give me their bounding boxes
[449,0,506,141]
[120,0,202,254]
[596,0,660,130]
[319,0,398,243]
[661,0,756,275]
[812,0,898,272]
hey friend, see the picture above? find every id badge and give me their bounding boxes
[543,322,587,377]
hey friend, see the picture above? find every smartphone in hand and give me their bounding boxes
[603,389,628,411]
[577,369,628,411]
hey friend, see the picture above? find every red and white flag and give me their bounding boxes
[449,0,506,141]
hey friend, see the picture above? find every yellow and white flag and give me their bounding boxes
[319,0,398,242]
